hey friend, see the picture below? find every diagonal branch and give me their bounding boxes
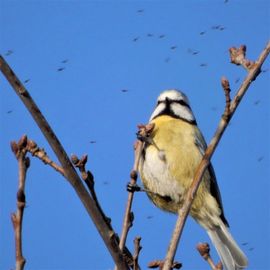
[0,56,131,269]
[162,41,270,270]
[26,139,65,176]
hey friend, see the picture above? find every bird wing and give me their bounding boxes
[194,129,229,226]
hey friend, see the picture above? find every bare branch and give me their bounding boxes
[118,124,155,253]
[133,236,142,270]
[229,45,256,71]
[221,77,231,121]
[71,154,112,229]
[10,136,30,270]
[26,139,65,176]
[0,56,131,269]
[162,41,270,270]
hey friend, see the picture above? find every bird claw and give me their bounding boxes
[127,183,142,193]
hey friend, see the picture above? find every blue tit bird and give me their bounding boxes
[138,89,248,270]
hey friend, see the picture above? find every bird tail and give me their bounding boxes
[207,220,248,270]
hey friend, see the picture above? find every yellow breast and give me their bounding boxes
[139,115,210,213]
[151,115,203,182]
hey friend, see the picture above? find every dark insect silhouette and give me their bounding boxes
[5,50,13,56]
[133,37,139,42]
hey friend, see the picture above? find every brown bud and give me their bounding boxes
[221,76,230,90]
[27,139,37,149]
[25,157,30,168]
[81,154,88,165]
[17,188,26,203]
[130,170,138,180]
[239,44,246,54]
[172,262,182,269]
[129,211,134,224]
[196,242,210,260]
[87,170,94,182]
[10,141,18,156]
[18,135,28,149]
[71,154,79,165]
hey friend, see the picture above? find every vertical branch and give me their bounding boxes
[118,141,143,252]
[162,41,270,270]
[118,123,155,253]
[10,135,30,270]
[133,236,142,270]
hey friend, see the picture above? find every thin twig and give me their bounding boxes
[26,139,65,176]
[0,56,131,269]
[116,124,154,270]
[71,154,112,229]
[133,236,142,270]
[118,124,155,252]
[221,77,231,122]
[162,41,270,270]
[229,45,256,71]
[10,135,30,270]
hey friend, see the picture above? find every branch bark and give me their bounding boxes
[162,41,270,270]
[116,123,155,270]
[10,136,29,270]
[0,56,131,269]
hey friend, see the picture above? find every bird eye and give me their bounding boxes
[175,99,189,107]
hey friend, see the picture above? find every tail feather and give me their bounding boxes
[207,221,248,270]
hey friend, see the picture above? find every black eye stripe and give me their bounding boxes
[157,99,190,108]
[173,99,191,108]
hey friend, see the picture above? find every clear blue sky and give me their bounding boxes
[0,1,269,269]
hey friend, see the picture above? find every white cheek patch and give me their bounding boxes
[149,103,166,121]
[170,103,195,122]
